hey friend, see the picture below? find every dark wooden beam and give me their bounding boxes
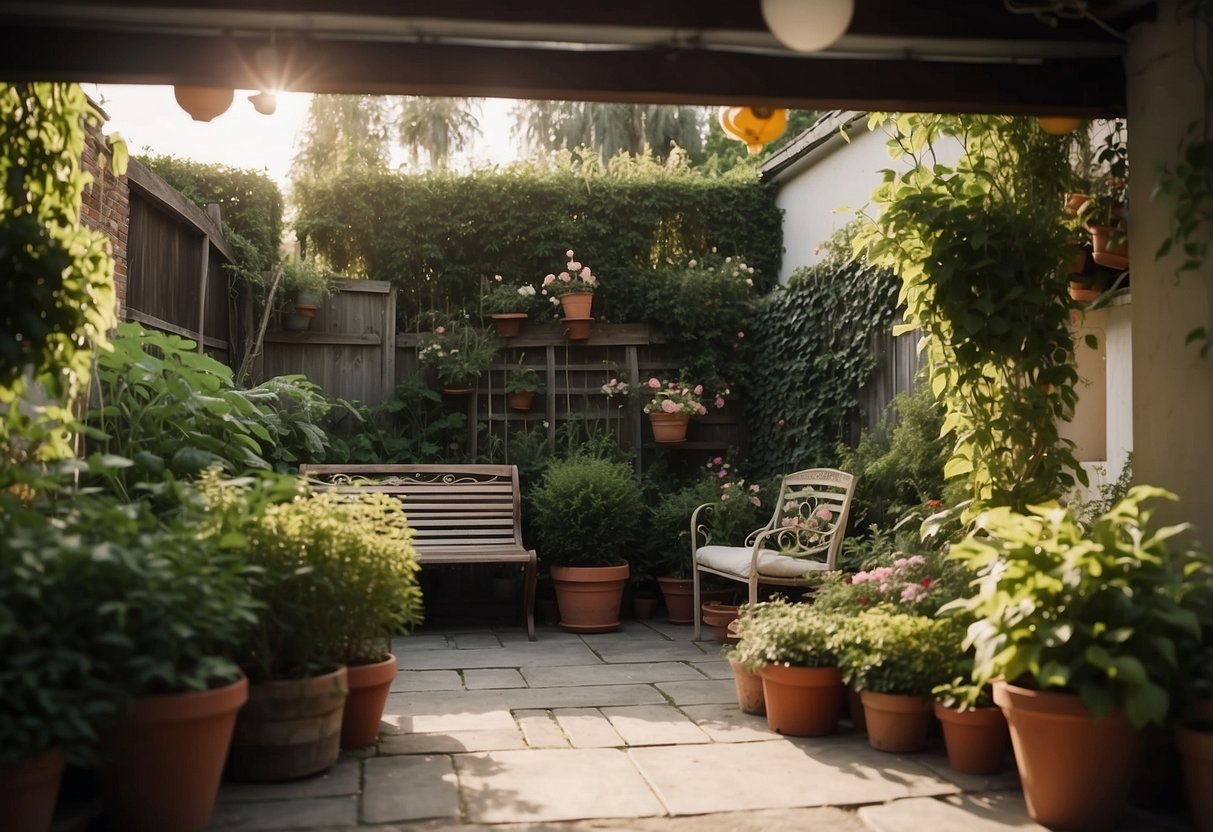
[0,24,1126,115]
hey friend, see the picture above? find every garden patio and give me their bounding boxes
[206,621,1183,832]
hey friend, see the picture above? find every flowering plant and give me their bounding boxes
[698,457,768,546]
[812,550,966,617]
[417,321,498,387]
[483,274,538,315]
[540,248,599,299]
[600,377,630,398]
[642,377,711,416]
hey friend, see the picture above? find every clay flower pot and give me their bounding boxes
[729,658,766,716]
[632,594,658,620]
[508,391,535,412]
[490,313,527,338]
[1088,224,1129,271]
[559,292,593,319]
[759,664,842,737]
[562,316,593,340]
[550,563,630,633]
[0,746,64,832]
[341,654,397,749]
[934,701,1009,775]
[656,578,731,624]
[994,680,1142,831]
[701,601,740,644]
[649,412,690,444]
[1177,724,1213,831]
[848,684,867,733]
[860,690,930,753]
[100,675,248,831]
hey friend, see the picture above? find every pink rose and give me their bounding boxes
[559,272,572,283]
[568,261,581,271]
[660,400,678,414]
[715,396,725,409]
[434,326,446,334]
[712,456,723,465]
[750,497,761,507]
[717,470,728,479]
[737,331,745,338]
[696,404,707,415]
[543,274,555,286]
[693,384,703,395]
[648,378,661,389]
[580,266,592,279]
[778,419,785,427]
[721,493,730,501]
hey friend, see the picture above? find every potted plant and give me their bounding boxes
[731,599,844,736]
[835,609,965,753]
[417,321,499,394]
[642,377,710,443]
[1177,645,1213,830]
[947,487,1209,831]
[328,492,423,749]
[504,357,543,412]
[932,679,1010,776]
[647,479,727,623]
[483,275,537,338]
[530,455,643,633]
[200,471,354,783]
[540,248,598,336]
[281,258,331,329]
[1077,119,1129,271]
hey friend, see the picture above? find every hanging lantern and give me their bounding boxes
[1037,116,1084,135]
[173,86,234,122]
[719,106,789,155]
[761,0,854,52]
[249,91,278,116]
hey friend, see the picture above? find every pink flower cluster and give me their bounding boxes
[642,377,709,416]
[600,378,629,397]
[539,248,598,301]
[847,555,935,610]
[706,457,761,508]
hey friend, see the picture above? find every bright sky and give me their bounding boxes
[88,84,519,196]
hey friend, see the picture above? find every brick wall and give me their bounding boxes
[80,104,130,317]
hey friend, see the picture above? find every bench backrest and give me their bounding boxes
[298,464,524,553]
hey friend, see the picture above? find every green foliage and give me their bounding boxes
[482,277,540,315]
[730,598,840,671]
[695,457,772,547]
[837,387,950,533]
[417,320,499,387]
[645,478,719,578]
[946,487,1212,728]
[857,114,1087,514]
[293,162,782,325]
[140,154,283,288]
[245,375,356,470]
[85,323,272,497]
[291,95,393,187]
[531,455,644,567]
[1,82,122,402]
[746,253,900,476]
[504,359,543,395]
[326,375,469,464]
[280,258,331,296]
[835,609,966,696]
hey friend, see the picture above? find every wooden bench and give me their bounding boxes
[298,463,537,640]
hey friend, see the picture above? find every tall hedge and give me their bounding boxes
[293,166,782,323]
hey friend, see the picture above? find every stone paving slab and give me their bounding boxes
[362,754,461,825]
[601,704,711,746]
[641,619,699,640]
[390,670,463,693]
[857,794,1045,832]
[552,707,627,748]
[516,710,570,748]
[397,643,601,670]
[680,703,778,743]
[378,728,528,755]
[590,641,714,664]
[391,634,451,652]
[690,659,733,680]
[464,668,527,690]
[385,684,666,716]
[452,632,504,650]
[454,748,666,823]
[628,736,961,816]
[654,679,737,706]
[216,758,361,804]
[520,662,704,688]
[381,706,518,735]
[912,751,1021,793]
[209,795,359,830]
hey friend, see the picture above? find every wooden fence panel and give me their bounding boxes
[859,323,920,432]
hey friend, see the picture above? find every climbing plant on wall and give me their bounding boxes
[745,251,900,477]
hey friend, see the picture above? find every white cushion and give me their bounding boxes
[695,545,831,580]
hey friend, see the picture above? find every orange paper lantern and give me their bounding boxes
[719,106,789,155]
[1037,116,1083,135]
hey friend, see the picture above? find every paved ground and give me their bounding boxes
[209,619,1192,831]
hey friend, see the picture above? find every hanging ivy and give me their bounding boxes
[745,253,900,477]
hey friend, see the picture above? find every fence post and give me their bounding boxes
[382,287,397,395]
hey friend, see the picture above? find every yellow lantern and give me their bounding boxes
[1037,116,1084,135]
[173,86,234,122]
[719,106,789,155]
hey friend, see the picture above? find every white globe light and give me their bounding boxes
[761,0,855,53]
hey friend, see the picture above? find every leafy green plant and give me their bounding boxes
[85,323,272,497]
[530,455,644,567]
[835,609,966,697]
[504,359,543,395]
[281,258,331,298]
[245,375,359,470]
[694,457,771,548]
[482,276,539,315]
[417,320,498,387]
[946,487,1212,727]
[730,598,840,671]
[327,375,469,464]
[645,478,718,578]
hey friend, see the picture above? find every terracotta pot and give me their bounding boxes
[1177,724,1213,831]
[101,675,248,831]
[848,684,866,733]
[632,594,658,620]
[994,680,1142,831]
[341,654,397,749]
[861,690,930,753]
[759,664,842,737]
[442,384,475,396]
[729,658,766,716]
[227,667,348,782]
[0,746,64,832]
[657,578,732,624]
[508,390,535,412]
[1069,282,1103,303]
[1065,192,1094,216]
[1088,224,1130,271]
[934,701,1009,775]
[560,292,593,319]
[649,412,690,444]
[701,602,740,644]
[562,316,593,340]
[491,313,527,338]
[282,312,311,332]
[550,563,630,633]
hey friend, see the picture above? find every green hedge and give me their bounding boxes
[293,166,782,323]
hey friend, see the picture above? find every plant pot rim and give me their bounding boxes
[860,689,931,708]
[491,312,529,319]
[992,679,1123,719]
[128,674,249,725]
[345,653,397,688]
[551,563,630,580]
[560,316,594,323]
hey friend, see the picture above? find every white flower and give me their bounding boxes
[688,259,697,267]
[566,250,574,258]
[568,261,582,271]
[549,296,560,305]
[518,284,536,297]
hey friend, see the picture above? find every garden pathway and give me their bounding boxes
[209,620,1189,831]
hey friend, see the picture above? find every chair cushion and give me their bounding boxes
[695,545,831,580]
